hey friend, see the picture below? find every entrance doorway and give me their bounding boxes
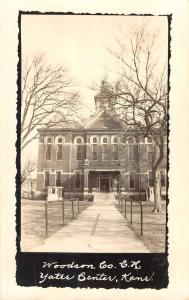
[100,178,109,192]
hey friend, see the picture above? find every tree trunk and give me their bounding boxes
[152,169,162,213]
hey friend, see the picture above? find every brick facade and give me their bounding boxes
[36,109,167,200]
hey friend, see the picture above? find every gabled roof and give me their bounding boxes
[85,110,124,131]
[38,109,125,132]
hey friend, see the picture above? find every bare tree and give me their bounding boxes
[98,25,168,212]
[21,159,36,184]
[21,53,80,150]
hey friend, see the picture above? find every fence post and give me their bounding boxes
[62,199,65,226]
[120,197,123,213]
[130,198,133,225]
[141,202,143,236]
[78,199,80,215]
[124,199,127,219]
[45,201,48,238]
[71,199,74,219]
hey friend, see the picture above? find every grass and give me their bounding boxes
[116,200,167,252]
[21,199,92,251]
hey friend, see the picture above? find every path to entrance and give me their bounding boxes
[30,193,149,252]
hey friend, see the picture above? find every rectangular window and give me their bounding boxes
[148,151,153,161]
[113,144,118,160]
[129,145,138,160]
[129,145,134,160]
[148,171,153,186]
[44,171,50,187]
[92,144,97,160]
[75,174,81,188]
[102,144,109,160]
[76,145,82,160]
[129,174,135,189]
[46,144,52,160]
[57,145,63,160]
[147,145,153,161]
[160,170,166,187]
[56,171,61,187]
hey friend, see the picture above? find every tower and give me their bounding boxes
[94,80,116,113]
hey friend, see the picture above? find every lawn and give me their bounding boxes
[21,199,92,251]
[116,200,167,253]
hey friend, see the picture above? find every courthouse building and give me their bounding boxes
[36,82,167,200]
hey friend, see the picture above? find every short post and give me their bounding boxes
[71,199,74,219]
[120,197,123,213]
[45,201,48,238]
[140,202,143,236]
[117,196,120,210]
[61,199,65,226]
[78,199,80,215]
[124,199,127,219]
[130,198,133,225]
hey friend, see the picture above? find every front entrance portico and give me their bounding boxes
[84,170,124,194]
[99,177,109,192]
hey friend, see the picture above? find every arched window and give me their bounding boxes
[126,137,135,144]
[90,136,98,144]
[58,137,63,143]
[102,136,109,160]
[47,137,52,143]
[45,136,52,160]
[77,138,82,144]
[147,137,153,143]
[55,136,64,160]
[139,137,145,143]
[111,136,118,160]
[75,136,84,160]
[100,135,109,144]
[112,136,118,144]
[122,136,126,144]
[91,136,98,160]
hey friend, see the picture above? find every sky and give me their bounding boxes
[21,14,168,163]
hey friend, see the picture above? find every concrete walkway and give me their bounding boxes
[30,193,149,253]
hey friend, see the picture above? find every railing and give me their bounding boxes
[44,198,84,238]
[116,196,144,236]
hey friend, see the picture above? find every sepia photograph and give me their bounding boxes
[20,14,168,254]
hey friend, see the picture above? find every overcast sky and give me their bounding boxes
[21,14,168,163]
